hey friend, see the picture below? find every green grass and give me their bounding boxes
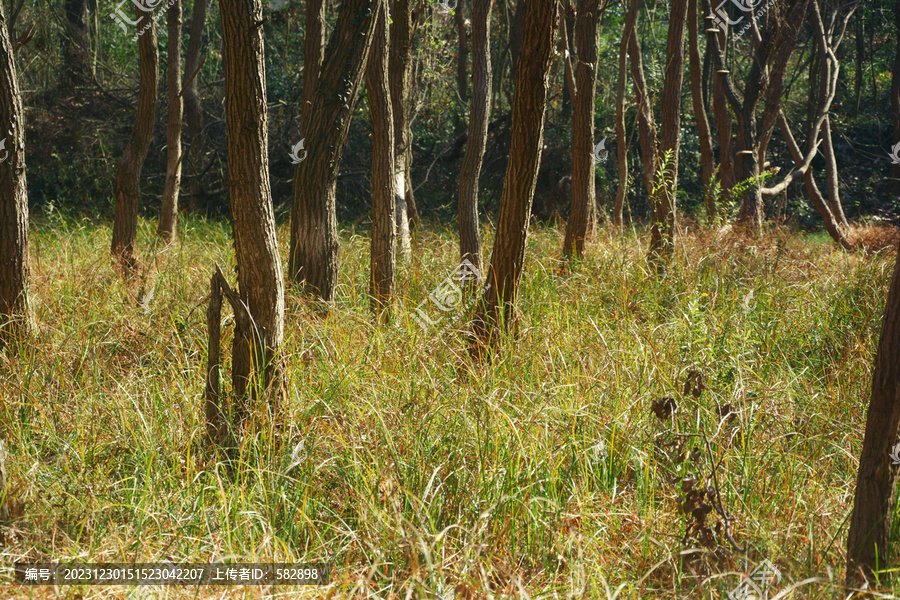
[0,215,894,598]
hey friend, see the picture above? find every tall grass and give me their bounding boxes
[0,216,894,598]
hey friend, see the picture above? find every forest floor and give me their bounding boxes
[0,217,896,599]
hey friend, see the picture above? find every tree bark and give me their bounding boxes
[158,0,183,243]
[288,0,379,303]
[366,0,396,320]
[563,0,605,258]
[648,0,687,267]
[846,242,900,587]
[183,0,208,210]
[688,0,715,222]
[62,0,91,87]
[0,0,28,348]
[219,0,285,417]
[890,0,900,184]
[458,0,492,276]
[454,0,469,138]
[628,0,657,199]
[612,0,634,228]
[470,0,556,350]
[111,6,158,266]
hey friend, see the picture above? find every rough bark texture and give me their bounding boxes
[0,0,28,347]
[289,0,378,302]
[366,0,396,319]
[301,0,325,146]
[220,0,285,413]
[648,0,687,267]
[688,0,715,222]
[628,0,657,199]
[458,0,493,275]
[184,0,208,208]
[389,0,420,228]
[158,0,183,243]
[846,243,900,586]
[563,0,604,258]
[612,0,633,228]
[62,0,91,87]
[892,0,900,184]
[111,6,158,265]
[470,0,556,350]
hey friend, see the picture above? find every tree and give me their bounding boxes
[62,0,91,87]
[893,0,900,184]
[0,0,28,348]
[158,0,184,242]
[289,0,379,303]
[454,0,469,138]
[457,0,493,277]
[207,0,286,444]
[111,6,158,266]
[183,0,208,209]
[470,0,556,350]
[612,0,636,227]
[562,0,607,259]
[846,243,900,587]
[688,0,715,222]
[647,0,687,268]
[628,0,657,202]
[366,0,396,319]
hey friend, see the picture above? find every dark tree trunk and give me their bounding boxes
[62,0,91,87]
[688,0,715,222]
[366,0,396,320]
[289,0,378,303]
[158,0,183,242]
[458,0,493,276]
[217,0,285,428]
[628,0,657,199]
[508,0,525,74]
[183,0,208,210]
[891,0,900,184]
[0,0,28,347]
[563,0,605,258]
[111,6,158,266]
[470,0,556,350]
[648,0,687,267]
[846,243,900,587]
[612,0,634,228]
[454,0,469,137]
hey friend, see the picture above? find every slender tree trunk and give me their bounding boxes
[470,0,556,350]
[158,0,183,243]
[62,0,91,87]
[713,68,734,192]
[111,6,158,266]
[846,242,900,587]
[458,0,493,276]
[891,0,900,184]
[563,0,604,258]
[648,0,687,267]
[288,0,378,302]
[628,0,657,198]
[612,0,635,227]
[389,0,419,248]
[821,115,847,226]
[854,13,863,118]
[183,0,208,211]
[366,0,396,320]
[0,0,28,347]
[688,0,715,222]
[454,0,469,138]
[218,0,285,421]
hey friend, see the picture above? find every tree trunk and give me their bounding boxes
[454,0,469,138]
[458,0,493,276]
[366,0,396,320]
[183,0,208,211]
[508,0,525,74]
[0,0,28,348]
[288,0,378,302]
[563,0,604,258]
[891,0,900,184]
[389,0,420,248]
[218,0,285,421]
[648,0,687,267]
[62,0,91,87]
[712,67,734,193]
[158,0,183,243]
[111,6,158,266]
[854,13,863,118]
[612,0,634,228]
[470,0,556,350]
[628,0,657,198]
[688,0,715,222]
[846,242,900,587]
